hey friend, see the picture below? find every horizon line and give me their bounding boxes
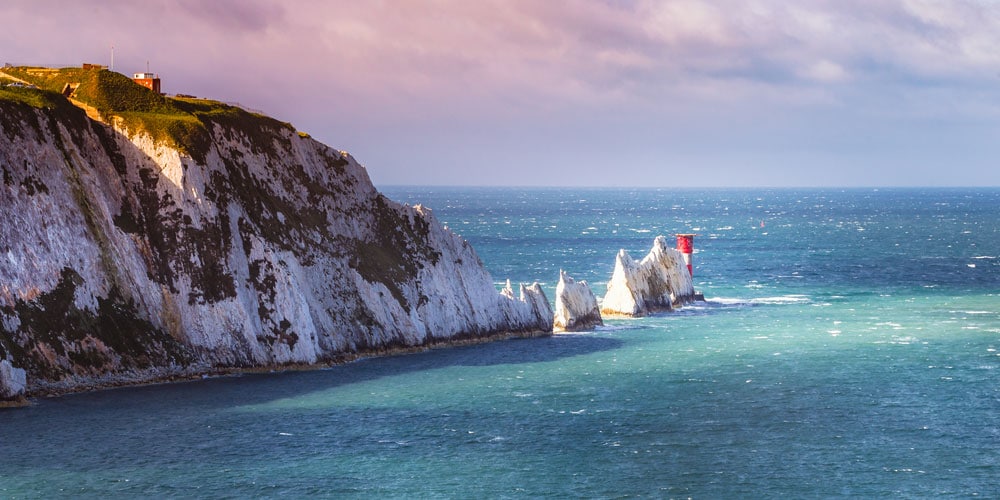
[375,184,1000,190]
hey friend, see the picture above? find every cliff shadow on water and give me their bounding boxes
[8,334,623,414]
[0,72,553,400]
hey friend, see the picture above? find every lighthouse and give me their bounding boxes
[675,233,697,277]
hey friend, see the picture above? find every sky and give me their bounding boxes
[3,0,1000,187]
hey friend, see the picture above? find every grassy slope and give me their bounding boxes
[0,84,71,110]
[2,67,297,163]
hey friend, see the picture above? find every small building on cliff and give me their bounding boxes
[132,72,161,94]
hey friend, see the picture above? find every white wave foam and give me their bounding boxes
[708,297,749,305]
[750,295,811,305]
[706,295,810,306]
[876,321,903,329]
[593,324,641,332]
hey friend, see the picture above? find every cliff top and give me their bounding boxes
[0,66,303,163]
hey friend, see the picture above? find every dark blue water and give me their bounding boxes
[2,188,998,497]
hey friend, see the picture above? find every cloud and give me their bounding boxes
[800,60,849,83]
[173,0,286,33]
[7,0,994,112]
[2,0,999,186]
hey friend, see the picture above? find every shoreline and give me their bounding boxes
[8,328,552,406]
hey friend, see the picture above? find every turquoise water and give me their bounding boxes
[2,188,999,497]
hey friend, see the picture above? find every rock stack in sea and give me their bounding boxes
[600,236,695,317]
[553,270,603,332]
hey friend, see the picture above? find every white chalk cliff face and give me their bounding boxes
[553,270,603,332]
[600,236,695,317]
[0,98,552,396]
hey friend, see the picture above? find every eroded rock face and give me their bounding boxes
[0,99,552,395]
[600,236,695,317]
[0,360,26,401]
[553,271,602,332]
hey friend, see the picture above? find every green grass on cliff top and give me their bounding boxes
[2,66,297,162]
[5,66,174,113]
[0,85,72,111]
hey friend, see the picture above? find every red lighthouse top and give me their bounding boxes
[675,234,697,254]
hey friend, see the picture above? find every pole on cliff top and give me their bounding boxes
[675,234,697,277]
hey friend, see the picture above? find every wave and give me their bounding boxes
[706,295,811,306]
[592,324,643,332]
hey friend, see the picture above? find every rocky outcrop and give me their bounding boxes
[501,280,554,331]
[553,271,602,332]
[0,96,551,396]
[600,236,695,317]
[0,360,27,404]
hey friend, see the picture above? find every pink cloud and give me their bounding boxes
[5,0,997,115]
[3,0,1000,186]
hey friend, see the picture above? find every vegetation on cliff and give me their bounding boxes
[3,66,297,163]
[0,85,89,144]
[0,84,72,111]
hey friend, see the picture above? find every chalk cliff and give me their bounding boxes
[553,271,602,332]
[600,236,695,317]
[0,79,552,397]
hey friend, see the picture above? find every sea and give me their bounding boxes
[1,187,998,498]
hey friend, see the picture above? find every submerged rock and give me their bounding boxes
[0,88,553,396]
[553,270,602,332]
[600,236,695,317]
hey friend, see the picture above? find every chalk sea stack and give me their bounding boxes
[600,236,696,317]
[553,270,603,332]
